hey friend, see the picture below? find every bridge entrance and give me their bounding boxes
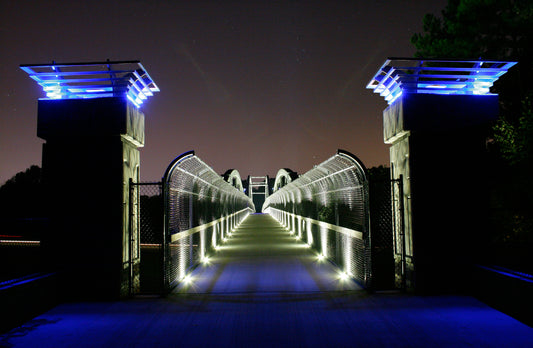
[130,149,395,296]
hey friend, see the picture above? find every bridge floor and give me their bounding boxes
[1,214,533,347]
[174,213,361,294]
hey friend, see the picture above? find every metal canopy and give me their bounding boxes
[367,58,517,105]
[20,60,159,108]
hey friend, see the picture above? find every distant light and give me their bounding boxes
[0,240,40,245]
[202,256,211,265]
[317,254,325,262]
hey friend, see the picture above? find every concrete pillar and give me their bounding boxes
[38,97,143,299]
[385,93,499,293]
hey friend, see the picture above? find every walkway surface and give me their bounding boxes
[1,214,533,347]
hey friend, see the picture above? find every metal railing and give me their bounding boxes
[163,151,255,290]
[263,150,371,288]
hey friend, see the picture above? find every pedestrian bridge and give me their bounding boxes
[4,150,533,347]
[134,149,376,294]
[3,149,533,347]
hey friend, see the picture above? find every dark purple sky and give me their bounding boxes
[0,1,447,183]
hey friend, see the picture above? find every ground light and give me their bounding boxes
[338,271,350,282]
[182,274,194,285]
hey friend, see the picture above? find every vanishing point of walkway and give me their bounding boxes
[1,214,533,347]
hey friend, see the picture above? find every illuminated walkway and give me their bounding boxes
[2,214,533,347]
[174,213,361,294]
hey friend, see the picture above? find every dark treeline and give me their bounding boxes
[0,165,45,218]
[0,165,47,240]
[412,0,533,272]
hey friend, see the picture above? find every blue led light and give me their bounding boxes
[367,58,517,105]
[20,60,159,108]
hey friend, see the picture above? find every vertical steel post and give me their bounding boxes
[397,175,406,291]
[128,178,135,296]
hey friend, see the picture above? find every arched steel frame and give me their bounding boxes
[223,169,245,193]
[162,151,255,290]
[272,168,299,192]
[263,150,371,288]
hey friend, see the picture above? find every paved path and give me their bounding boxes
[1,214,533,347]
[174,213,360,294]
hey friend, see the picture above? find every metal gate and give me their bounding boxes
[368,169,395,291]
[129,181,164,295]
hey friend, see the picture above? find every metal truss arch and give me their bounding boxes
[223,169,245,193]
[273,168,299,192]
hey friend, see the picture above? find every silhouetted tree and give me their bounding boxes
[411,0,533,161]
[411,0,533,266]
[0,165,44,218]
[0,165,46,241]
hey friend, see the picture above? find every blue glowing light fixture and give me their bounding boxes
[20,60,159,108]
[367,58,516,105]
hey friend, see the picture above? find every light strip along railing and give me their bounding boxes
[163,151,255,290]
[263,150,371,288]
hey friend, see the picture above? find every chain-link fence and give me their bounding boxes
[129,182,164,294]
[263,150,371,288]
[368,167,395,290]
[163,151,255,291]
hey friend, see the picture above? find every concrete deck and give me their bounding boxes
[1,214,532,347]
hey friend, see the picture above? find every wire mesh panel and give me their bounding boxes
[264,150,371,288]
[163,151,255,291]
[368,167,395,290]
[129,182,163,294]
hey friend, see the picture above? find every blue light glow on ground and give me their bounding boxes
[1,215,532,347]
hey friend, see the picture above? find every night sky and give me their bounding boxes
[0,0,447,184]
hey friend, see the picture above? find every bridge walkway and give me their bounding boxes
[175,213,361,294]
[1,214,533,347]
